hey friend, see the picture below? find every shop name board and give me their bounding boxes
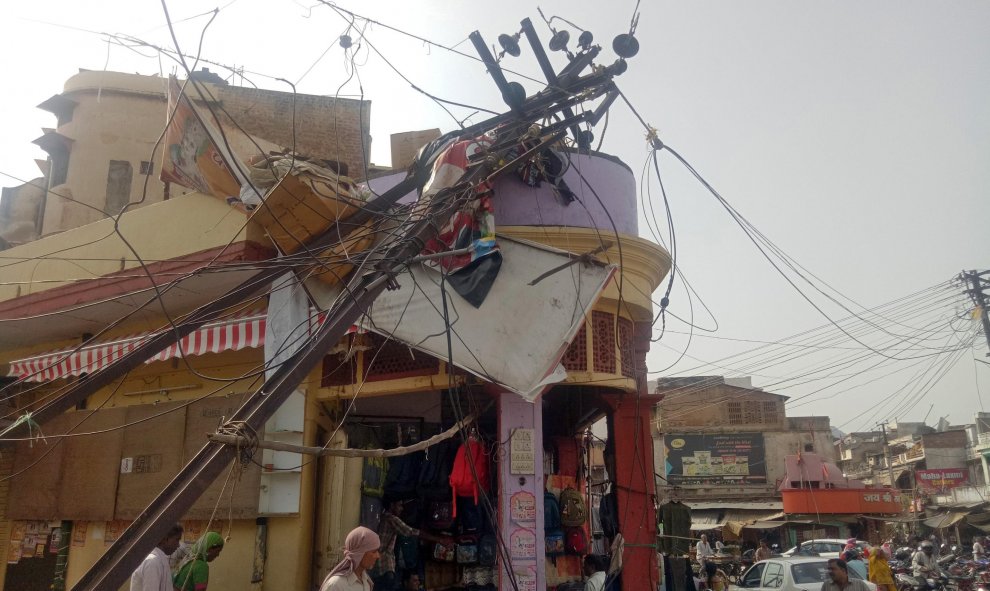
[663,433,767,485]
[916,468,968,490]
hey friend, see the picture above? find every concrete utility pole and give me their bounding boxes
[961,269,990,356]
[879,422,897,489]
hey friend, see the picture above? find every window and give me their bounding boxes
[105,160,133,214]
[762,400,781,423]
[792,562,829,585]
[49,144,70,187]
[762,562,784,589]
[727,402,744,424]
[140,160,154,175]
[740,563,765,588]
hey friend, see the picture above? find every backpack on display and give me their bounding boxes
[426,500,455,531]
[384,451,423,498]
[456,497,484,534]
[432,536,457,562]
[456,534,479,565]
[359,495,383,531]
[559,487,587,527]
[396,535,419,570]
[564,526,588,555]
[478,533,497,567]
[418,439,457,500]
[599,490,619,539]
[449,438,491,505]
[544,491,562,530]
[361,455,388,498]
[545,528,565,557]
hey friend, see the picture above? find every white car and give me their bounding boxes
[737,557,878,591]
[781,539,871,559]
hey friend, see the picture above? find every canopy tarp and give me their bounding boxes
[690,510,724,531]
[923,512,968,529]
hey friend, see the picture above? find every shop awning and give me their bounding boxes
[923,512,969,529]
[723,510,786,535]
[690,510,725,531]
[7,309,267,382]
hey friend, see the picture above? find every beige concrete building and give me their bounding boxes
[1,68,371,241]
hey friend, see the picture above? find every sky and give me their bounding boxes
[0,0,987,432]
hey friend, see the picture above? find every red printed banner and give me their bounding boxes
[916,468,968,491]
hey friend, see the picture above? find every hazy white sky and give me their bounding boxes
[0,1,987,431]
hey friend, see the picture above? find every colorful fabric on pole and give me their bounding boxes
[160,76,243,205]
[420,135,502,308]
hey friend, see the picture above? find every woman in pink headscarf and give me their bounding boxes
[320,526,382,591]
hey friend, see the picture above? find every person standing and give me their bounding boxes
[868,546,896,591]
[173,531,224,591]
[973,537,985,560]
[375,498,440,591]
[129,524,182,591]
[821,559,871,591]
[703,561,729,591]
[755,540,772,562]
[583,554,607,591]
[320,526,382,591]
[696,534,714,570]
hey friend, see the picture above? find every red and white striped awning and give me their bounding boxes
[7,310,266,383]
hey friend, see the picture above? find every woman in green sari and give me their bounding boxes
[173,531,224,591]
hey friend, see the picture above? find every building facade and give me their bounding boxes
[0,70,670,591]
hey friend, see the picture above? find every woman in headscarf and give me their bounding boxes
[173,531,224,591]
[320,526,382,591]
[868,544,896,591]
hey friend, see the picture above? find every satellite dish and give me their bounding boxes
[549,30,570,52]
[339,34,353,49]
[498,33,521,57]
[612,33,639,58]
[578,30,594,50]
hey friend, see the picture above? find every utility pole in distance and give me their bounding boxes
[961,269,990,356]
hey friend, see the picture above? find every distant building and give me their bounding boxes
[652,376,834,547]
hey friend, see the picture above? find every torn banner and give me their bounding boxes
[309,235,616,401]
[420,135,501,308]
[160,76,242,206]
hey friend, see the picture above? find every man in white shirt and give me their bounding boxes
[584,554,608,591]
[973,537,985,560]
[696,534,714,570]
[912,541,938,578]
[130,524,183,591]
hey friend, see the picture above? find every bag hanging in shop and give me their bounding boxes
[599,489,619,539]
[360,495,383,531]
[564,526,588,555]
[361,455,388,498]
[545,528,565,557]
[544,491,562,530]
[449,438,490,512]
[384,450,424,498]
[432,536,457,562]
[426,500,455,531]
[396,534,419,570]
[418,439,457,500]
[456,534,479,564]
[478,533,497,567]
[559,487,587,526]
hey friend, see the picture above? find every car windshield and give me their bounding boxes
[792,562,829,584]
[791,562,867,584]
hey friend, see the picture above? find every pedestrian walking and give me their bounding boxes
[320,526,382,591]
[129,524,183,591]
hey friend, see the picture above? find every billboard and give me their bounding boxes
[916,468,968,491]
[663,433,766,485]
